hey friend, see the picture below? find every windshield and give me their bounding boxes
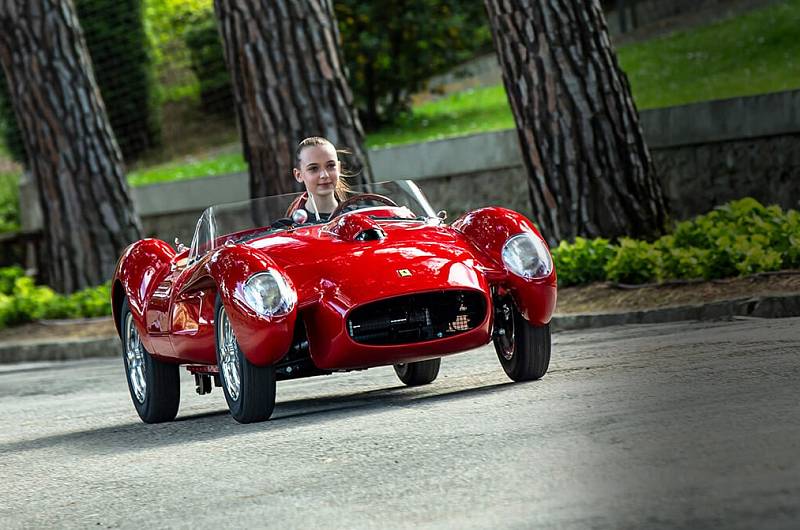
[188,180,437,262]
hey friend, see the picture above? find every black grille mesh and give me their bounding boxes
[347,290,486,345]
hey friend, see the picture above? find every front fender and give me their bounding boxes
[453,207,557,325]
[208,245,297,366]
[112,239,175,336]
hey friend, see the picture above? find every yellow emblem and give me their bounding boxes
[397,269,412,277]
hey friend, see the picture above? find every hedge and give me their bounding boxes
[552,198,800,286]
[0,266,111,330]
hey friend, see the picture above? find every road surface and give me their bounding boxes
[1,317,798,529]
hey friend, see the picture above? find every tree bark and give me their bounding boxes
[0,0,142,293]
[484,0,668,244]
[214,0,371,199]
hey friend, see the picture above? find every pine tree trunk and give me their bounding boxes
[214,0,371,199]
[0,0,142,293]
[484,0,668,244]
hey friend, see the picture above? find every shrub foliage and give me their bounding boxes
[334,0,493,129]
[554,198,800,286]
[0,266,111,329]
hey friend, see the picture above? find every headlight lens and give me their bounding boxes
[501,233,553,279]
[242,270,297,317]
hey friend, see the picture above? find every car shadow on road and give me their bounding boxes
[1,379,524,455]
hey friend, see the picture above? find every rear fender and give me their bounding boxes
[453,207,557,325]
[208,245,297,366]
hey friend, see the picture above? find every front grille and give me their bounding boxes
[347,290,486,345]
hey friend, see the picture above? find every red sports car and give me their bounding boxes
[112,180,556,423]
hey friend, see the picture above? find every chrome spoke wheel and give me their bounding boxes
[124,312,147,403]
[217,307,242,401]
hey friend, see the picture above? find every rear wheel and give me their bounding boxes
[215,297,276,423]
[394,358,441,386]
[493,296,550,381]
[120,299,180,423]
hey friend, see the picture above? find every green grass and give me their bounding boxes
[364,85,515,148]
[619,0,800,109]
[127,151,246,187]
[368,0,800,146]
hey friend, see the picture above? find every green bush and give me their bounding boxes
[334,0,493,129]
[655,237,711,280]
[604,238,661,284]
[0,268,111,330]
[0,266,24,295]
[550,197,800,286]
[550,237,615,287]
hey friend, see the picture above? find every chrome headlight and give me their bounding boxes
[501,233,553,279]
[242,270,297,317]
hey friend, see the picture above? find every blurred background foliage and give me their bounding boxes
[0,0,161,166]
[333,0,493,129]
[3,0,799,181]
[2,0,800,242]
[142,0,493,128]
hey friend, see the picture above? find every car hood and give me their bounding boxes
[246,220,493,306]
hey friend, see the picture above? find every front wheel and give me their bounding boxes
[493,296,551,382]
[120,299,180,423]
[394,358,441,386]
[215,297,276,423]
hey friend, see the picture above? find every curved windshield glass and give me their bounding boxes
[188,180,437,262]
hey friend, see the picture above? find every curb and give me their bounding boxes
[0,337,120,365]
[550,294,800,331]
[1,294,799,365]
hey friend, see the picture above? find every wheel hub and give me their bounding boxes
[217,308,242,401]
[125,313,147,403]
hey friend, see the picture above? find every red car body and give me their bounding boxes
[112,207,555,372]
[112,182,557,423]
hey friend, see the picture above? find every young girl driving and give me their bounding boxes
[287,136,350,221]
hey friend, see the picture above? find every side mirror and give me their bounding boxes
[436,210,447,221]
[174,237,187,253]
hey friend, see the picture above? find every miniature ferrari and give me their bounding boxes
[112,180,557,423]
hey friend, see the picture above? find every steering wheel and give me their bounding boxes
[328,193,399,219]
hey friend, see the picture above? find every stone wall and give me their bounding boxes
[654,134,800,219]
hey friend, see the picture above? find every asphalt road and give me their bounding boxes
[1,317,798,529]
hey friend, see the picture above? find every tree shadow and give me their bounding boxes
[1,379,522,455]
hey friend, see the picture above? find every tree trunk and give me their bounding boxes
[0,0,142,293]
[484,0,668,244]
[214,0,371,199]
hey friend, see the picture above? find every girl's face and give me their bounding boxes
[293,143,340,198]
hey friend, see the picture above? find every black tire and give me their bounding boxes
[493,296,551,382]
[215,296,276,423]
[394,358,441,386]
[120,299,180,423]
